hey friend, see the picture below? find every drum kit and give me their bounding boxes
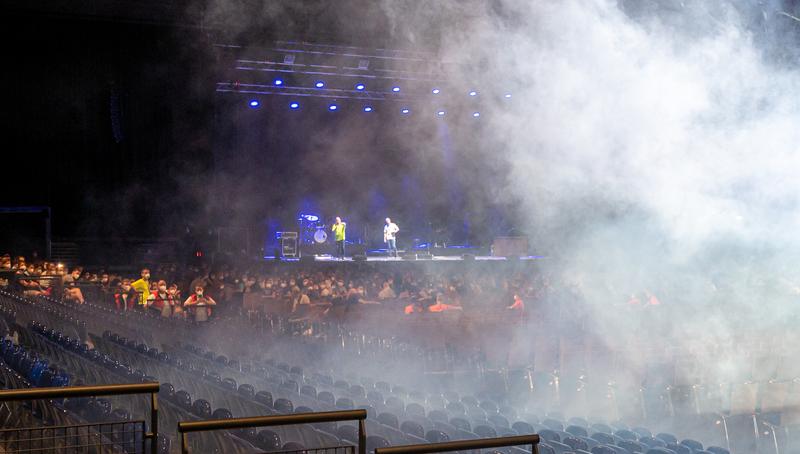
[298,214,328,245]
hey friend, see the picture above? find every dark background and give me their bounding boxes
[0,0,521,262]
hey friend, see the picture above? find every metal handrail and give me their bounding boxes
[0,382,160,454]
[178,409,367,454]
[374,434,540,454]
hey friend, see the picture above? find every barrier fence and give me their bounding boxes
[374,434,540,454]
[178,409,367,454]
[0,382,159,454]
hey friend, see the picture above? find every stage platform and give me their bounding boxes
[262,254,545,262]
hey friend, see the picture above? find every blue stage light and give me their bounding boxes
[437,110,446,116]
[328,104,338,111]
[401,108,410,114]
[355,83,366,90]
[315,81,325,88]
[432,88,440,94]
[392,86,401,92]
[289,102,300,109]
[472,112,480,117]
[363,106,373,112]
[249,100,260,108]
[274,78,284,86]
[469,90,478,96]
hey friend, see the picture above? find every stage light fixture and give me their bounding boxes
[469,91,478,96]
[392,86,401,92]
[363,106,373,112]
[355,83,366,90]
[249,100,260,108]
[315,81,325,88]
[504,93,512,98]
[401,108,410,114]
[274,78,284,86]
[289,102,300,109]
[472,112,481,117]
[432,88,440,94]
[437,110,446,116]
[328,103,338,111]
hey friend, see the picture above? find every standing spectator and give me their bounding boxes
[114,279,136,311]
[183,285,216,323]
[130,268,151,308]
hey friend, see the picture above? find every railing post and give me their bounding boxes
[358,418,367,454]
[150,391,159,454]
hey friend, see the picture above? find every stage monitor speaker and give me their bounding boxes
[416,252,433,260]
[299,255,316,263]
[353,254,367,262]
[402,252,417,261]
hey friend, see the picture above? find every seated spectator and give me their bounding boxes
[377,281,396,300]
[428,293,462,312]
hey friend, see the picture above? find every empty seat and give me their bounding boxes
[378,412,399,428]
[400,421,425,438]
[238,384,255,399]
[474,425,497,438]
[655,433,678,445]
[618,439,646,453]
[255,391,273,407]
[318,391,336,407]
[512,421,535,435]
[615,429,638,441]
[539,429,561,443]
[680,439,703,452]
[273,398,293,413]
[542,418,565,431]
[366,435,389,454]
[336,397,355,410]
[591,432,615,445]
[212,408,232,419]
[300,385,317,398]
[425,430,449,443]
[450,417,471,432]
[566,425,589,438]
[428,410,448,422]
[563,436,589,451]
[337,425,358,443]
[405,402,425,418]
[192,399,212,418]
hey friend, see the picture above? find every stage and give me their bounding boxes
[263,253,546,262]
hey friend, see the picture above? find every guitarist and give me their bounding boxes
[383,217,400,258]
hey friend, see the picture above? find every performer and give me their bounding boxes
[331,217,347,259]
[383,217,399,257]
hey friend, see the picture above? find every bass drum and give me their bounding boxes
[313,229,328,244]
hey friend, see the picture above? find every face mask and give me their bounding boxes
[143,274,150,280]
[159,286,167,292]
[122,285,131,291]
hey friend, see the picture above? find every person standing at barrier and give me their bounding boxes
[383,217,399,258]
[130,268,151,308]
[331,217,347,260]
[183,285,216,323]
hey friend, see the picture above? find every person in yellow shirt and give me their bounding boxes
[130,268,151,307]
[331,217,347,260]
